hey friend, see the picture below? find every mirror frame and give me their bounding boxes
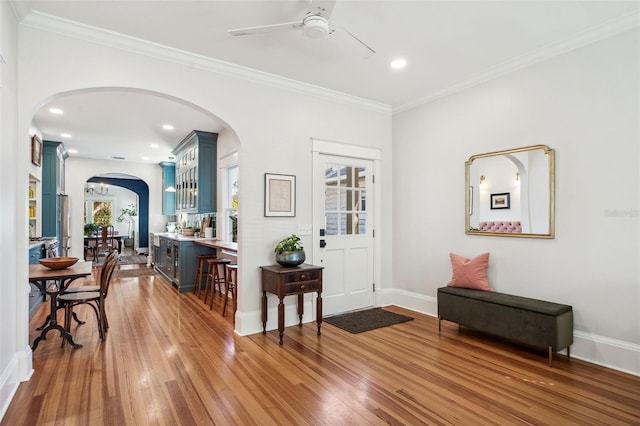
[465,144,555,239]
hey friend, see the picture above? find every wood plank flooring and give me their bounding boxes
[3,265,639,425]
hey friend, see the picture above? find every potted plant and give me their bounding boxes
[117,204,137,247]
[274,234,305,267]
[84,223,100,236]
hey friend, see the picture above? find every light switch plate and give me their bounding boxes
[297,224,313,235]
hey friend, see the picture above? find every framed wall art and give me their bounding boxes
[31,135,42,167]
[490,192,511,210]
[265,173,296,217]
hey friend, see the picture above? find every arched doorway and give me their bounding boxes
[86,175,149,250]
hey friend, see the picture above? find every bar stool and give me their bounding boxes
[193,254,218,298]
[223,264,238,317]
[203,258,231,308]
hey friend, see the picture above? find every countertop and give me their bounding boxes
[29,241,44,250]
[154,233,237,252]
[194,238,238,253]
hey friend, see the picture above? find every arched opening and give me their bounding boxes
[29,87,240,261]
[85,174,149,250]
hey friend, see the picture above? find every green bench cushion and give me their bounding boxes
[438,286,572,316]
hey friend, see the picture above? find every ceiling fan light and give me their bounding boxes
[303,16,329,38]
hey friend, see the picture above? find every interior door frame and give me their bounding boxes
[311,138,381,309]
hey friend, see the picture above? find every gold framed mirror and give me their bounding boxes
[466,144,554,238]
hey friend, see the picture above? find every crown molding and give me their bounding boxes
[9,0,32,23]
[394,10,640,114]
[19,11,392,116]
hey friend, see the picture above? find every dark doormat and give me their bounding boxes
[324,308,413,334]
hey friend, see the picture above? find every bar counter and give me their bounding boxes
[154,233,237,253]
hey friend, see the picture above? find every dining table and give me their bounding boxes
[28,261,93,350]
[83,235,125,259]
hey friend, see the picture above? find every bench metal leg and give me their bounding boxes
[438,316,441,334]
[567,345,571,359]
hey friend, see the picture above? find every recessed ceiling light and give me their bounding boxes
[49,108,64,115]
[67,148,78,154]
[61,133,72,138]
[390,58,407,69]
[150,143,159,148]
[162,124,174,131]
[142,156,150,161]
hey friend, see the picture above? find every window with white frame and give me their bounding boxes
[226,164,238,242]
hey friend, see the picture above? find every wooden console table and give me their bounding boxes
[261,264,323,345]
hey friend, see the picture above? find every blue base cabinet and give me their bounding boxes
[154,236,215,293]
[28,244,45,317]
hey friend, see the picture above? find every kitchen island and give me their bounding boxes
[152,233,236,293]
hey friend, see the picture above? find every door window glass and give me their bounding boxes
[324,165,367,235]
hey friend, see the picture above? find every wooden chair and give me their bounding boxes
[95,225,118,263]
[84,238,97,261]
[58,250,119,343]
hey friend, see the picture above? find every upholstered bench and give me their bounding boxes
[437,286,573,366]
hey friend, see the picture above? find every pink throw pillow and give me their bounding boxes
[447,252,493,291]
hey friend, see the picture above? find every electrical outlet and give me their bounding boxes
[297,224,313,235]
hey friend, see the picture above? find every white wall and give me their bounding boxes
[0,1,24,420]
[392,29,639,374]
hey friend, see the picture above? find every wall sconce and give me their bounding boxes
[479,175,487,189]
[514,172,520,187]
[85,182,109,195]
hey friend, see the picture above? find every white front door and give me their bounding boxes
[313,153,375,316]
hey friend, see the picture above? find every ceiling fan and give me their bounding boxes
[227,0,375,57]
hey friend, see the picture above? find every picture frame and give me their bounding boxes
[468,186,474,216]
[265,173,296,217]
[31,135,42,167]
[490,192,511,210]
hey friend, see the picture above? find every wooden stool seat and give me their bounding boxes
[223,264,238,317]
[203,258,231,308]
[193,254,218,298]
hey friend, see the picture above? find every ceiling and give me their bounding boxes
[20,0,639,164]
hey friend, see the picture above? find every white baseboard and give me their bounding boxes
[0,345,33,421]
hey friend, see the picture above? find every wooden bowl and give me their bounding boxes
[182,228,195,236]
[39,257,79,270]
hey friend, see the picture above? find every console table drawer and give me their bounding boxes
[282,270,320,284]
[282,279,319,294]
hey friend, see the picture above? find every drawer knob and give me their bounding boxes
[300,284,305,289]
[300,274,305,279]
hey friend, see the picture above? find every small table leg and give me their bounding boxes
[297,293,304,326]
[278,297,285,345]
[262,291,267,334]
[316,291,322,336]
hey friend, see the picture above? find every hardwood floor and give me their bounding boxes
[3,266,639,425]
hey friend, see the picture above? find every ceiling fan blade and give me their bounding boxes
[307,0,336,19]
[328,26,376,58]
[228,21,304,36]
[343,29,375,56]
